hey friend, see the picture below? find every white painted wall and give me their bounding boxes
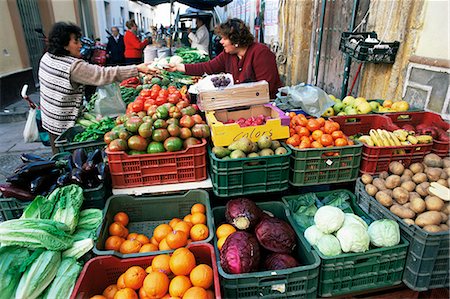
[415,0,450,60]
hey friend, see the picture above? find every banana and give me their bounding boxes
[377,129,391,146]
[401,141,411,146]
[393,129,408,142]
[381,130,396,146]
[416,135,433,144]
[369,129,382,146]
[407,135,418,145]
[358,135,375,146]
[389,131,402,146]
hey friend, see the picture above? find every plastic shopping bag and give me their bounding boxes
[93,83,126,117]
[23,108,39,143]
[275,83,334,117]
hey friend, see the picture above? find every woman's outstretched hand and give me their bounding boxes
[137,63,159,74]
[166,63,186,73]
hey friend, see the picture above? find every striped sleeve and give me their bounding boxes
[70,60,138,86]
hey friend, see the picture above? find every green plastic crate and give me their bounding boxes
[289,141,362,186]
[212,201,320,298]
[0,198,29,222]
[209,143,291,197]
[355,179,449,291]
[94,189,214,258]
[282,190,409,297]
[55,126,106,153]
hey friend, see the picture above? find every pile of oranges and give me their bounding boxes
[215,224,237,250]
[104,203,209,254]
[90,248,215,299]
[286,113,354,149]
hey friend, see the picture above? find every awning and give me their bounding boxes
[139,0,232,10]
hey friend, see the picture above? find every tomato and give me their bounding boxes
[150,90,159,99]
[167,86,177,94]
[296,126,310,137]
[311,141,323,148]
[168,93,180,104]
[140,89,152,97]
[144,99,155,111]
[286,134,301,146]
[151,84,161,92]
[155,96,168,106]
[298,114,308,126]
[331,130,344,139]
[158,89,169,99]
[324,121,340,134]
[311,130,323,141]
[306,119,321,132]
[131,100,144,112]
[335,138,348,147]
[289,128,296,136]
[316,117,325,127]
[320,134,334,146]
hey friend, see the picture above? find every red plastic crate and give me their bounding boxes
[71,243,221,299]
[360,143,433,174]
[106,139,207,188]
[330,114,397,135]
[385,111,449,157]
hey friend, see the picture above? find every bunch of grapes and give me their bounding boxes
[211,75,231,88]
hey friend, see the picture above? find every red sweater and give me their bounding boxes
[185,42,282,99]
[124,30,149,59]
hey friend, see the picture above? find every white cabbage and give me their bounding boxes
[343,213,368,230]
[314,206,345,234]
[368,219,400,247]
[304,225,325,246]
[316,234,342,256]
[336,223,370,253]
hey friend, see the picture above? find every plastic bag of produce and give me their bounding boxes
[23,108,39,143]
[275,83,334,117]
[93,83,126,117]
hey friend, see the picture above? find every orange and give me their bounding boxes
[127,233,138,241]
[169,275,192,297]
[138,287,152,299]
[159,238,172,251]
[119,239,142,254]
[114,212,129,226]
[153,224,173,242]
[103,284,119,299]
[331,130,344,140]
[190,224,209,241]
[166,230,188,249]
[173,221,192,236]
[190,264,213,289]
[117,273,126,289]
[311,130,323,141]
[109,222,127,238]
[169,218,182,229]
[122,227,129,239]
[183,214,193,223]
[124,266,147,290]
[320,134,334,146]
[383,99,393,108]
[136,234,150,245]
[324,121,340,134]
[113,287,137,299]
[298,114,308,126]
[335,137,348,147]
[317,117,326,127]
[306,119,320,132]
[169,248,196,276]
[215,224,236,239]
[145,265,153,273]
[143,271,170,299]
[191,203,206,214]
[105,236,125,251]
[217,236,228,251]
[206,289,214,299]
[152,254,172,275]
[182,287,208,299]
[90,296,107,299]
[140,243,159,253]
[311,141,323,148]
[190,213,206,225]
[150,237,159,247]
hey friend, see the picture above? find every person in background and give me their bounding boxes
[106,26,125,65]
[39,22,157,154]
[180,22,190,47]
[168,18,282,99]
[188,17,209,54]
[124,19,149,65]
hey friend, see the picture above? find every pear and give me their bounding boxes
[257,135,272,149]
[342,96,355,107]
[333,102,345,114]
[247,152,260,165]
[271,140,281,150]
[356,101,372,114]
[212,146,231,158]
[251,142,259,153]
[275,147,287,155]
[259,148,274,156]
[230,150,246,159]
[228,137,253,153]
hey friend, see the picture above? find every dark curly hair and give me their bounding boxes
[215,18,254,47]
[47,22,82,56]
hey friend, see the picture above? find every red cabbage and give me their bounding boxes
[225,198,262,230]
[220,231,260,274]
[255,217,297,253]
[264,253,300,270]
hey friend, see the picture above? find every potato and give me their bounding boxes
[440,170,448,180]
[423,225,441,233]
[437,179,448,187]
[444,168,450,178]
[389,161,405,175]
[410,197,426,213]
[376,191,393,207]
[393,187,409,204]
[416,182,430,197]
[383,189,393,198]
[403,218,415,226]
[442,204,450,215]
[440,224,449,231]
[425,196,445,211]
[390,204,415,219]
[403,202,411,209]
[400,175,412,183]
[373,178,386,191]
[365,184,378,197]
[412,173,427,184]
[409,192,421,200]
[415,211,442,227]
[409,162,424,174]
[448,178,450,187]
[426,168,442,182]
[401,181,416,192]
[447,219,450,227]
[443,158,450,168]
[361,174,373,185]
[423,153,443,168]
[385,175,401,189]
[403,169,414,177]
[440,212,448,223]
[379,171,389,180]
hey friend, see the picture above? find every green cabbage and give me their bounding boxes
[0,246,30,298]
[304,225,325,246]
[336,223,370,253]
[368,219,400,247]
[76,208,103,231]
[314,206,345,233]
[316,235,342,256]
[50,185,84,234]
[42,258,82,299]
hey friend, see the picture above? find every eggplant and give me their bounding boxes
[29,176,45,194]
[72,149,87,169]
[71,168,84,185]
[15,160,56,178]
[20,153,46,163]
[42,183,58,196]
[66,155,74,172]
[96,162,106,182]
[88,149,103,165]
[6,174,31,190]
[0,183,34,201]
[29,169,60,194]
[82,161,95,173]
[56,173,71,186]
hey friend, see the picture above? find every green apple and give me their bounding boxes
[354,97,367,108]
[329,94,337,102]
[337,111,347,116]
[344,106,357,115]
[357,102,372,114]
[322,107,335,117]
[342,96,355,107]
[333,102,344,114]
[369,101,380,112]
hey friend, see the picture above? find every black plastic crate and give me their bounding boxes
[339,32,400,64]
[0,198,29,222]
[355,179,449,291]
